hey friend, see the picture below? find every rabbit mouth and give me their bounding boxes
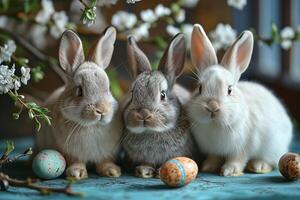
[127,121,171,134]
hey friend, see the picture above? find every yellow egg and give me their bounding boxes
[160,157,198,187]
[279,152,300,181]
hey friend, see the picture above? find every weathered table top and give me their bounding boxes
[1,136,300,200]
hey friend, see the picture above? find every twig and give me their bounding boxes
[0,27,66,83]
[78,0,89,7]
[0,141,32,167]
[0,173,83,196]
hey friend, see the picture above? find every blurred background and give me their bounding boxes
[0,0,299,138]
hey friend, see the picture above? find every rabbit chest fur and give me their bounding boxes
[36,87,121,164]
[190,81,292,166]
[122,109,192,166]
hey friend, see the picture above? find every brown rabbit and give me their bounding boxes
[36,27,122,180]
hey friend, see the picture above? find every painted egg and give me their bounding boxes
[160,157,198,187]
[279,152,300,181]
[32,149,66,179]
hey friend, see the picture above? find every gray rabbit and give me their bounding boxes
[121,33,194,178]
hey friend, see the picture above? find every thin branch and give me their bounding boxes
[0,173,83,196]
[0,27,66,83]
[78,0,89,7]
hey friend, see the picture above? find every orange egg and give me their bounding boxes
[160,157,198,187]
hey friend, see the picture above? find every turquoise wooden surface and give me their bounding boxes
[0,136,300,200]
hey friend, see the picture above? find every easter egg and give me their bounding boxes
[279,152,300,181]
[160,157,198,187]
[32,149,66,179]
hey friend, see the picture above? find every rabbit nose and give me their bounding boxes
[206,100,220,113]
[139,108,153,121]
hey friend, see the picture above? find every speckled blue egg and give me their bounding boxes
[32,149,66,179]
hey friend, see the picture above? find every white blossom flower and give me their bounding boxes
[35,0,55,24]
[140,9,157,23]
[166,24,193,49]
[0,64,16,93]
[155,4,171,17]
[182,0,200,8]
[20,66,31,85]
[281,27,295,39]
[14,80,21,91]
[281,40,293,50]
[209,23,237,51]
[112,11,137,31]
[227,0,247,10]
[175,9,186,23]
[0,40,16,64]
[166,25,180,36]
[127,0,142,3]
[182,24,193,49]
[280,27,295,50]
[0,16,8,28]
[97,0,118,6]
[131,23,150,41]
[50,11,68,38]
[29,25,48,49]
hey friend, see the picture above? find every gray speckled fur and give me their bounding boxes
[122,34,194,168]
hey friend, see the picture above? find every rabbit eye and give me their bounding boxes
[161,90,166,101]
[76,86,83,97]
[228,85,233,95]
[199,84,202,94]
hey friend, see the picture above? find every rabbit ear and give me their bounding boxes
[127,36,151,79]
[88,26,116,69]
[221,31,253,81]
[191,24,218,74]
[59,30,85,74]
[158,33,186,87]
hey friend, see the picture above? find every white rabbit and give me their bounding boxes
[187,24,292,176]
[36,27,122,180]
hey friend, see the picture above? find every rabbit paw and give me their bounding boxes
[201,157,223,173]
[220,163,244,177]
[96,162,121,178]
[66,163,88,180]
[134,165,155,178]
[246,160,272,174]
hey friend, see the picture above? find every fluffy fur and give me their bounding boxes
[36,27,122,179]
[121,34,194,178]
[187,24,292,176]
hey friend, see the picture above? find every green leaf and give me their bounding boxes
[40,189,51,195]
[16,57,29,66]
[31,66,44,82]
[0,0,10,11]
[24,0,38,13]
[35,120,41,131]
[28,110,34,119]
[26,102,38,109]
[153,37,168,50]
[271,23,280,43]
[67,177,76,184]
[171,3,180,14]
[12,113,19,120]
[23,147,33,155]
[107,69,122,99]
[5,140,14,154]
